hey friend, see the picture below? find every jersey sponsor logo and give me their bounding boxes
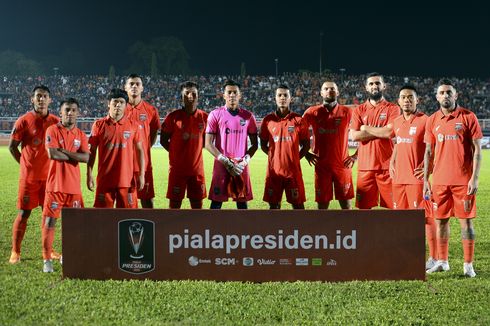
[437,133,444,142]
[438,133,458,142]
[409,126,417,135]
[319,127,337,134]
[123,131,131,139]
[118,219,155,274]
[74,139,81,148]
[396,136,413,144]
[225,128,244,135]
[139,114,147,121]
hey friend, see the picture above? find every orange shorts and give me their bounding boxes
[392,183,433,218]
[167,172,206,201]
[315,165,354,203]
[431,185,476,219]
[131,169,155,201]
[263,174,306,205]
[17,179,46,210]
[43,192,84,218]
[94,187,136,208]
[356,170,393,209]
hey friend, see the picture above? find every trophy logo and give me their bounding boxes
[129,222,144,259]
[119,219,155,274]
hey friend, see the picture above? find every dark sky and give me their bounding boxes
[1,1,489,78]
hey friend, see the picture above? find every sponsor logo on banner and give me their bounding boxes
[279,258,293,265]
[123,131,131,139]
[296,258,308,266]
[215,258,236,265]
[326,259,337,266]
[118,219,155,274]
[188,256,212,266]
[312,258,322,266]
[243,257,254,266]
[257,259,276,266]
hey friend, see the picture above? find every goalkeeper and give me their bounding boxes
[204,80,258,209]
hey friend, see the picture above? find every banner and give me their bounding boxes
[62,209,425,282]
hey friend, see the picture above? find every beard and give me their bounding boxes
[368,91,383,101]
[323,96,336,104]
[440,99,454,109]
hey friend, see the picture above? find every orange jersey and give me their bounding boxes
[11,111,60,181]
[350,100,400,170]
[259,111,309,178]
[45,124,89,194]
[162,108,208,176]
[126,100,160,172]
[392,112,427,185]
[88,116,141,190]
[424,107,482,185]
[303,104,352,169]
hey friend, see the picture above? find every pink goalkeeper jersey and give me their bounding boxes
[206,106,257,158]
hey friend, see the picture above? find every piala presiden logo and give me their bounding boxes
[118,219,155,274]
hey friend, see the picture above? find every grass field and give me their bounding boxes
[1,146,489,324]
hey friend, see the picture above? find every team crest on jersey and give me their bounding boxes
[198,123,204,131]
[409,126,417,135]
[74,139,81,148]
[379,113,387,121]
[334,118,342,126]
[50,201,59,210]
[267,188,274,197]
[239,118,246,127]
[288,125,295,133]
[123,131,131,139]
[214,186,221,195]
[455,123,463,131]
[139,114,147,121]
[437,133,444,142]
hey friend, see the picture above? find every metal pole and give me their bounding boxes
[319,32,323,75]
[275,58,278,77]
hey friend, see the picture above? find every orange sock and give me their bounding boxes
[12,214,28,254]
[42,226,56,260]
[426,218,438,259]
[462,239,475,263]
[437,238,449,261]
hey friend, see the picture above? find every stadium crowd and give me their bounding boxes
[1,73,489,118]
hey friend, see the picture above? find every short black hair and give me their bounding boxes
[180,81,199,92]
[126,73,143,81]
[276,84,290,91]
[437,78,454,88]
[107,88,129,103]
[223,79,241,90]
[32,85,50,95]
[365,72,384,83]
[399,84,417,95]
[59,97,79,108]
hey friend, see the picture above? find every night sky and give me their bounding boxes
[2,1,489,77]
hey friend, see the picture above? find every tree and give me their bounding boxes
[127,36,190,75]
[0,50,43,75]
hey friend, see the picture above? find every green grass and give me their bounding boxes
[1,147,489,325]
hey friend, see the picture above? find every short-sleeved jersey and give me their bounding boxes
[260,111,309,178]
[88,115,141,190]
[350,100,400,170]
[392,112,427,185]
[303,104,352,169]
[424,107,482,185]
[161,108,208,176]
[45,123,89,194]
[11,111,60,181]
[206,106,258,158]
[126,100,160,172]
